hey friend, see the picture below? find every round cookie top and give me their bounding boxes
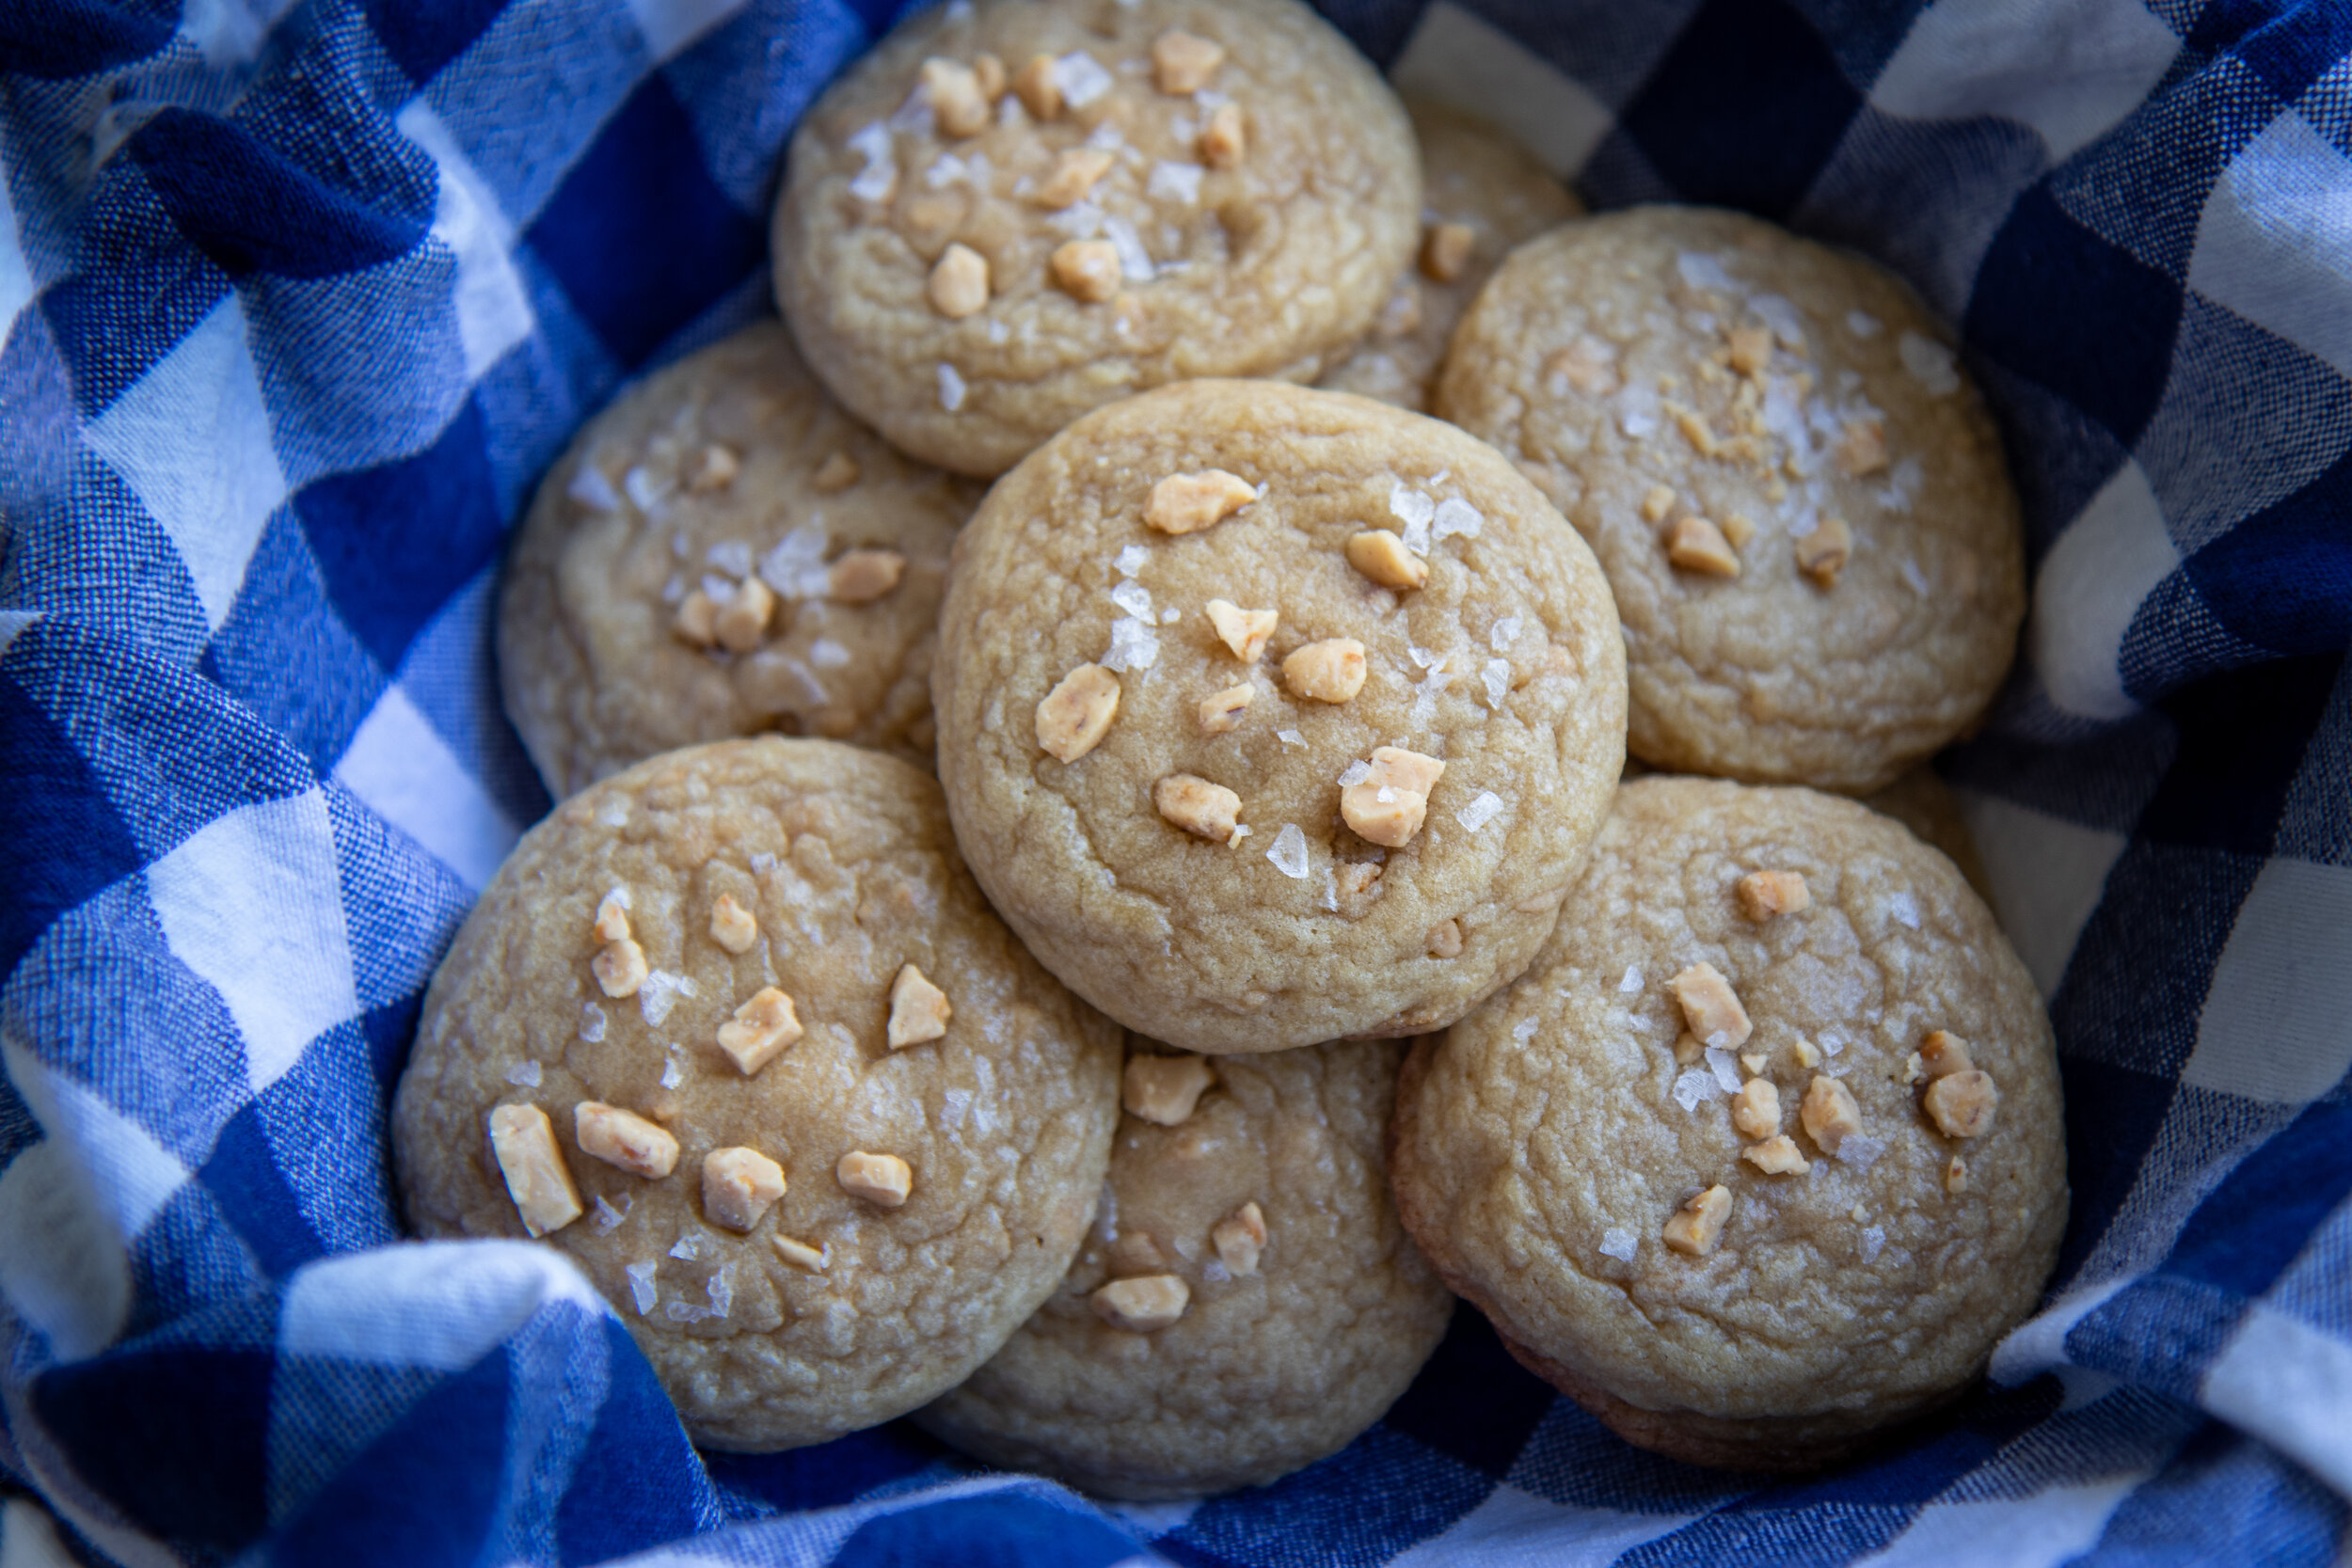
[1388,776,2065,1470]
[932,379,1628,1053]
[1434,207,2026,794]
[772,0,1420,477]
[919,1036,1451,1498]
[391,737,1122,1451]
[1318,99,1581,412]
[500,323,977,799]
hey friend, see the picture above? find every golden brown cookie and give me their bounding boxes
[1435,208,2025,793]
[1862,766,1991,903]
[1388,776,2064,1470]
[500,324,977,797]
[932,379,1627,1053]
[919,1036,1451,1497]
[391,738,1122,1449]
[772,0,1419,475]
[1317,99,1580,411]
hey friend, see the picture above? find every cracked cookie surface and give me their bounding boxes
[932,380,1626,1053]
[1388,776,2064,1470]
[392,737,1121,1449]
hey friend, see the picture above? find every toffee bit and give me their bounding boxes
[1661,1185,1731,1258]
[1036,663,1120,762]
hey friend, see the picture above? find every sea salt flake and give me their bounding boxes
[938,362,967,411]
[1266,824,1310,879]
[1408,644,1440,670]
[1676,251,1735,293]
[1277,729,1305,749]
[664,1300,711,1323]
[1045,200,1104,238]
[597,796,629,827]
[941,1087,973,1130]
[1110,580,1153,620]
[1101,616,1160,673]
[1161,606,1180,624]
[1483,658,1511,708]
[1899,331,1961,395]
[750,853,776,876]
[624,466,669,514]
[1433,497,1483,541]
[1599,1227,1638,1262]
[1321,869,1338,911]
[887,85,935,135]
[1617,381,1660,439]
[1847,309,1881,339]
[568,466,621,512]
[1054,52,1114,107]
[1114,544,1150,578]
[810,638,850,669]
[1673,1069,1720,1112]
[670,1230,718,1263]
[1147,160,1203,204]
[625,1261,658,1314]
[1618,965,1643,993]
[1489,617,1521,652]
[1338,760,1372,786]
[1821,1032,1846,1057]
[1456,791,1503,832]
[1513,1018,1539,1045]
[707,1267,734,1318]
[703,539,754,580]
[849,158,896,203]
[1749,293,1806,347]
[1889,891,1921,929]
[1085,120,1126,151]
[1705,1045,1741,1094]
[579,1003,607,1043]
[1860,1225,1886,1262]
[660,1056,684,1090]
[1103,214,1154,280]
[504,1060,542,1087]
[1839,1135,1888,1174]
[758,526,833,599]
[1900,558,1929,595]
[639,971,695,1026]
[1391,482,1436,555]
[700,573,739,604]
[1202,1259,1231,1284]
[924,150,967,188]
[660,575,685,603]
[592,1196,626,1233]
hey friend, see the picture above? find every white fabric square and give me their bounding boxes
[1852,1477,2140,1567]
[2202,1303,2352,1497]
[396,100,539,383]
[1385,1482,1692,1566]
[1391,2,1614,179]
[625,0,745,63]
[2029,459,2180,721]
[334,683,519,892]
[148,789,359,1094]
[84,294,289,631]
[281,1241,606,1370]
[1991,1275,2130,1386]
[0,171,33,347]
[1870,0,2179,165]
[2188,110,2352,383]
[1951,789,2127,999]
[2182,857,2352,1103]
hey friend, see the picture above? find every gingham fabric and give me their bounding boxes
[2,0,2347,1561]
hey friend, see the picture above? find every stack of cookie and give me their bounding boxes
[392,0,2065,1496]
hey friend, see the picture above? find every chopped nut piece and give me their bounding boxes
[1155,773,1241,842]
[1924,1069,1999,1138]
[1641,484,1676,523]
[702,1146,787,1232]
[717,986,803,1075]
[1152,29,1224,94]
[575,1101,680,1180]
[1124,1053,1216,1125]
[1545,336,1616,395]
[1669,962,1753,1049]
[1426,919,1463,958]
[1012,53,1061,119]
[887,963,953,1048]
[1730,1077,1781,1140]
[1662,1185,1732,1258]
[828,548,907,604]
[1918,1030,1975,1079]
[1204,599,1277,661]
[1742,1134,1810,1175]
[928,242,991,318]
[1671,405,1720,457]
[772,1233,829,1272]
[1720,513,1756,548]
[1092,1273,1189,1332]
[1050,238,1121,303]
[1282,638,1368,703]
[592,893,632,945]
[1198,682,1253,734]
[1035,146,1115,209]
[1794,1038,1821,1068]
[921,58,990,138]
[973,52,1006,101]
[1736,869,1811,920]
[1796,517,1853,587]
[1211,1201,1267,1276]
[685,442,739,493]
[1946,1156,1968,1194]
[1740,1051,1768,1075]
[593,938,649,998]
[812,451,861,492]
[490,1104,582,1237]
[1036,663,1120,762]
[1674,1031,1705,1066]
[1726,326,1772,376]
[1420,221,1475,283]
[1801,1074,1864,1153]
[708,894,758,955]
[1198,102,1246,168]
[1836,418,1889,477]
[1145,469,1257,534]
[1342,745,1444,847]
[1108,1231,1168,1274]
[674,589,719,646]
[837,1150,913,1207]
[715,575,776,652]
[1665,515,1740,577]
[1345,529,1427,589]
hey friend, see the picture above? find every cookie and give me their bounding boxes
[1388,776,2065,1470]
[391,737,1123,1450]
[499,324,977,799]
[919,1036,1451,1497]
[1862,766,1991,903]
[932,379,1627,1053]
[1435,207,2026,794]
[1317,99,1581,411]
[772,0,1419,476]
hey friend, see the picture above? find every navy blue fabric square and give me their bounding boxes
[525,72,767,371]
[2165,1099,2352,1295]
[365,0,515,87]
[2232,2,2352,106]
[0,0,175,81]
[204,510,389,769]
[0,643,141,975]
[706,1424,947,1517]
[2185,456,2352,660]
[2137,652,2342,856]
[2054,1059,2179,1286]
[834,1493,1141,1568]
[1380,1307,1553,1480]
[202,1097,329,1278]
[557,1321,713,1563]
[35,1344,274,1550]
[2085,1420,2349,1567]
[252,1026,403,1258]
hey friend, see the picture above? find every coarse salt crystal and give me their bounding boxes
[1456,791,1502,832]
[887,85,934,135]
[592,1196,626,1233]
[579,1003,607,1043]
[700,573,739,604]
[1266,824,1310,879]
[938,363,967,411]
[1110,580,1153,620]
[1054,52,1114,107]
[1045,200,1104,238]
[1101,615,1159,673]
[1838,1134,1887,1172]
[568,465,621,512]
[809,638,850,669]
[1676,251,1735,293]
[1618,965,1643,993]
[625,1260,658,1314]
[1338,760,1372,786]
[597,796,629,827]
[1391,483,1437,555]
[1514,1018,1539,1044]
[1750,293,1806,347]
[1889,891,1920,928]
[1599,1227,1638,1262]
[1322,869,1338,911]
[750,852,776,875]
[624,466,668,514]
[1705,1045,1741,1094]
[1433,498,1483,541]
[1900,558,1929,595]
[758,526,833,599]
[1408,644,1440,670]
[664,1300,710,1323]
[707,1267,734,1318]
[1617,381,1660,439]
[660,1054,684,1089]
[1161,606,1180,624]
[639,971,695,1027]
[1103,214,1154,281]
[849,158,896,203]
[504,1060,542,1087]
[1847,309,1881,338]
[1483,658,1511,709]
[1899,331,1961,394]
[1860,1225,1886,1262]
[1489,617,1520,652]
[1278,730,1305,749]
[1147,160,1203,204]
[1202,1259,1231,1284]
[1114,544,1150,578]
[1672,1068,1719,1112]
[670,1230,718,1262]
[1821,1032,1846,1056]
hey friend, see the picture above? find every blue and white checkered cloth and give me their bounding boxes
[2,0,2347,1561]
